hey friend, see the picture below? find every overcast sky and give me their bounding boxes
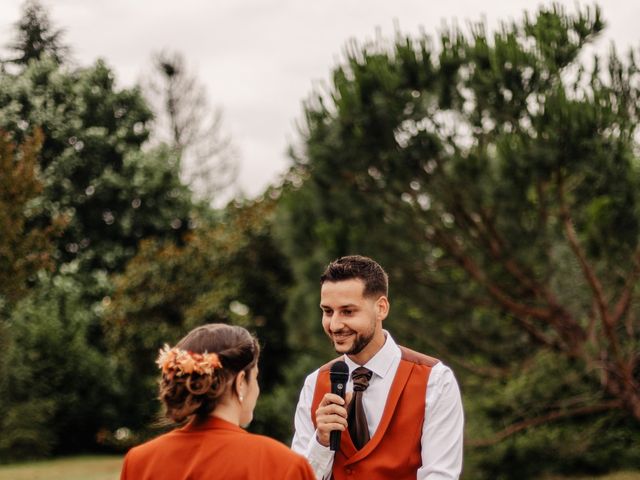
[1,1,638,198]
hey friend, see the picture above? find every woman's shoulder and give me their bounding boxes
[243,432,294,452]
[122,429,313,479]
[242,433,313,476]
[243,432,307,460]
[124,428,180,459]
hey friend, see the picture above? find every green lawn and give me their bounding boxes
[0,456,637,480]
[0,456,122,480]
[545,474,640,480]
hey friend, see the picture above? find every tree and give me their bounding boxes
[4,0,68,66]
[0,129,65,306]
[1,2,202,276]
[144,50,239,203]
[0,268,118,460]
[279,4,640,478]
[0,55,197,275]
[0,2,207,459]
[0,130,67,454]
[104,198,294,440]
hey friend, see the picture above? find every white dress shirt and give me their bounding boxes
[291,332,464,480]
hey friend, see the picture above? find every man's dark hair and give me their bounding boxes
[320,255,388,297]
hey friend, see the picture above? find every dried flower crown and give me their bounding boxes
[156,344,222,377]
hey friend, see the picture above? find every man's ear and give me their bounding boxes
[376,295,390,321]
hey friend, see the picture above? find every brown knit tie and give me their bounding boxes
[348,367,373,450]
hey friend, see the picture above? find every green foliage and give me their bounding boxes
[2,3,639,478]
[0,129,65,306]
[0,57,196,275]
[0,269,119,460]
[4,0,68,66]
[279,4,640,478]
[0,3,204,461]
[104,198,294,437]
[465,351,640,478]
[0,130,68,458]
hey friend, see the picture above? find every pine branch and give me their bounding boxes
[432,227,554,322]
[557,174,611,326]
[611,247,640,325]
[467,400,622,447]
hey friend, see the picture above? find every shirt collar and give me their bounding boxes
[343,330,400,379]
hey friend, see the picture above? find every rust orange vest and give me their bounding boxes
[311,347,439,480]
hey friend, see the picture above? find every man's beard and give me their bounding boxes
[330,326,375,356]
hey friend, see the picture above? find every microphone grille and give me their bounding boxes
[330,360,349,374]
[330,360,349,381]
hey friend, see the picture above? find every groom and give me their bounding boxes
[291,255,464,479]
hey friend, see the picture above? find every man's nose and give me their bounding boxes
[329,315,345,332]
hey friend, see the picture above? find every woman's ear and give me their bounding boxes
[234,370,247,399]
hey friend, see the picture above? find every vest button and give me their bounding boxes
[346,468,353,475]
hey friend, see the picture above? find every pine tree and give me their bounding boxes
[279,4,640,477]
[5,0,69,66]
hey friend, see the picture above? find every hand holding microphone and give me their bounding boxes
[314,361,351,450]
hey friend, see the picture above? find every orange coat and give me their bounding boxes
[121,416,315,480]
[311,347,438,480]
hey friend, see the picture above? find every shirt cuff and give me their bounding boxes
[305,431,334,480]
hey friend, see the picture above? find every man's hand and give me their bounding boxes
[315,392,352,447]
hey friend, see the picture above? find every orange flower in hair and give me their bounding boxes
[179,354,197,374]
[156,344,222,377]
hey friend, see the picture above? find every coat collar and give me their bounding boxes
[181,415,244,433]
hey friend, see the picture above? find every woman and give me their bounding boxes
[120,323,315,479]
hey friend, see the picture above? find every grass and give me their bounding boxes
[544,473,640,480]
[0,456,637,480]
[0,455,122,480]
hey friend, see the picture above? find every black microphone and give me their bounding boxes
[329,360,349,451]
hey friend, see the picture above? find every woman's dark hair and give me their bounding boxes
[158,323,260,423]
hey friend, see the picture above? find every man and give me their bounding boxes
[292,255,464,479]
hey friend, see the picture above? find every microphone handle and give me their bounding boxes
[329,381,346,451]
[330,428,341,451]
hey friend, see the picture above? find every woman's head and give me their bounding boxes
[157,323,260,424]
